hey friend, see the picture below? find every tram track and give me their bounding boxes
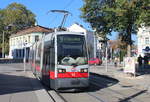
[47,90,68,102]
[90,74,146,102]
[45,73,148,102]
[91,73,149,94]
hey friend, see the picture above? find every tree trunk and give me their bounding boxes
[126,20,132,57]
[127,44,131,57]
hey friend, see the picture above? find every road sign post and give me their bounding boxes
[23,41,27,72]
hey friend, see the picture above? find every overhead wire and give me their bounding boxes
[48,0,75,28]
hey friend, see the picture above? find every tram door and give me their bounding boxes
[49,38,55,88]
[42,45,51,86]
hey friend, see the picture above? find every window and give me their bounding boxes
[145,37,149,44]
[35,35,39,42]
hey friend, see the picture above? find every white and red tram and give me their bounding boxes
[29,31,89,90]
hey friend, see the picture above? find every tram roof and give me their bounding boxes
[48,31,84,35]
[44,31,85,42]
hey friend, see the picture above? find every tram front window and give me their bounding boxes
[57,35,88,65]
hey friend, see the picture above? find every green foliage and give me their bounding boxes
[81,0,150,56]
[81,0,115,37]
[0,2,36,54]
[0,3,36,41]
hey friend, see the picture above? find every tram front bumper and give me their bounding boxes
[54,78,89,90]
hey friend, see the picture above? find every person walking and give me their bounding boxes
[138,55,143,68]
[143,54,148,68]
[114,57,118,67]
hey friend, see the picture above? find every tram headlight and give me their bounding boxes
[80,68,88,73]
[58,69,66,73]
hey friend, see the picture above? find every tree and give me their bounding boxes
[0,2,36,54]
[81,0,150,56]
[81,0,115,38]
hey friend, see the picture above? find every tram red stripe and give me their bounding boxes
[49,71,55,79]
[35,66,40,71]
[57,72,88,78]
[49,71,88,79]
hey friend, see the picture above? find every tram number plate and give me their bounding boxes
[71,80,80,85]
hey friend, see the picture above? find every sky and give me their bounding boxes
[1,0,137,42]
[1,0,90,28]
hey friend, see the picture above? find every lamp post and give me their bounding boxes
[93,28,97,58]
[2,24,13,58]
[100,37,109,72]
[2,31,5,58]
[105,41,108,72]
[23,40,27,72]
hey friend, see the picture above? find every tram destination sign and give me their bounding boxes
[58,35,83,43]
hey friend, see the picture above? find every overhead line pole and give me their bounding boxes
[2,31,5,58]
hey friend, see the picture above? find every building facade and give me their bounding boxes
[9,25,53,59]
[137,26,150,57]
[68,23,102,58]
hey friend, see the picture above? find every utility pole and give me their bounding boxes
[2,24,13,58]
[23,41,27,72]
[93,28,97,58]
[100,37,109,72]
[2,31,5,58]
[105,42,108,72]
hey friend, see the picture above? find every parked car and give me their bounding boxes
[88,58,102,65]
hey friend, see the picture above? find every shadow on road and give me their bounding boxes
[64,72,119,93]
[85,72,119,92]
[0,72,42,95]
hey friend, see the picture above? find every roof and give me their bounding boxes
[12,25,54,36]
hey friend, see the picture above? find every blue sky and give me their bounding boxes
[1,0,90,29]
[1,0,137,42]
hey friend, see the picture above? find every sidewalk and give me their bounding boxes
[0,64,53,102]
[90,63,150,93]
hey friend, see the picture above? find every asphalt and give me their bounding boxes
[90,63,150,93]
[0,63,53,102]
[1,62,150,102]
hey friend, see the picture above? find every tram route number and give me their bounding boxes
[71,68,76,72]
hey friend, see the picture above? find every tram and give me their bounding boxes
[29,31,89,90]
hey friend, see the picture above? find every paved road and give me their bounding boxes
[0,63,53,102]
[1,63,150,102]
[51,65,150,102]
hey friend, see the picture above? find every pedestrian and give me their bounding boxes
[114,57,118,67]
[137,55,143,68]
[143,54,148,68]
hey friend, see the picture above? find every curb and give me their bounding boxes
[27,72,54,102]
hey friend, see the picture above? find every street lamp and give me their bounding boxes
[93,28,97,58]
[2,24,13,58]
[2,31,5,58]
[23,40,27,72]
[100,37,109,72]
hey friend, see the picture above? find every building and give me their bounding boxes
[137,26,150,57]
[9,25,53,59]
[9,23,102,59]
[68,23,102,58]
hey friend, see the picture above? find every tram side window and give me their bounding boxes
[49,38,55,70]
[43,46,51,69]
